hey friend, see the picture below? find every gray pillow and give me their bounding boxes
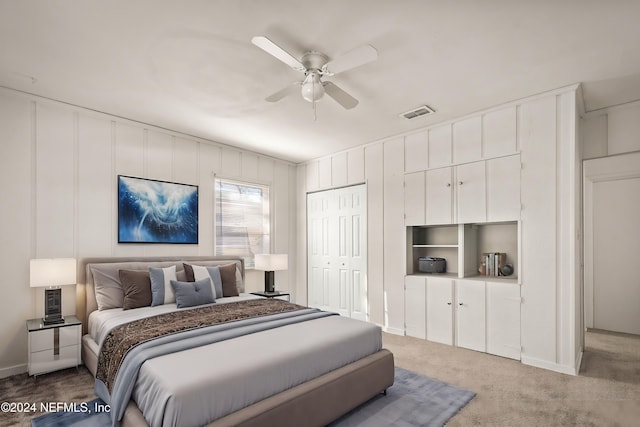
[170,278,215,308]
[149,265,177,306]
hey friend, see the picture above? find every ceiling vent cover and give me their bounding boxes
[400,105,435,119]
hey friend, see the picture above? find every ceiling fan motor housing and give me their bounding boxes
[301,52,329,71]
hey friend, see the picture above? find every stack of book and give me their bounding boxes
[481,252,506,277]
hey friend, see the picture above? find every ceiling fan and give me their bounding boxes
[252,36,378,110]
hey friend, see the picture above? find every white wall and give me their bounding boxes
[582,101,640,159]
[0,87,297,377]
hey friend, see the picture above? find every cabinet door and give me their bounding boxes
[426,277,454,345]
[486,282,521,360]
[404,172,425,225]
[487,155,521,221]
[426,167,453,225]
[456,161,486,223]
[405,131,429,173]
[453,116,482,164]
[456,280,486,352]
[405,276,426,339]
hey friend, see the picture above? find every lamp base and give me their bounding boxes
[264,271,275,293]
[43,316,65,325]
[44,288,63,325]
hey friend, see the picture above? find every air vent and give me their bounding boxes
[399,105,435,119]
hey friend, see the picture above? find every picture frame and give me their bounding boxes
[117,175,199,244]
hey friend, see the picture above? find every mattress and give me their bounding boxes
[89,296,382,427]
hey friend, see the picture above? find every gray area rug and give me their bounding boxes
[330,367,475,426]
[31,367,475,427]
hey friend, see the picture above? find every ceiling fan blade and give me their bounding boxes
[324,44,378,75]
[251,36,306,72]
[323,81,359,109]
[265,83,301,102]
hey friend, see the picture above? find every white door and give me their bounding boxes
[456,162,486,223]
[426,277,454,345]
[486,282,521,360]
[307,185,367,320]
[426,167,453,225]
[344,185,368,321]
[456,280,486,352]
[405,276,426,339]
[307,191,334,311]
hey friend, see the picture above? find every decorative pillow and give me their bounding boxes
[149,265,177,306]
[183,262,240,297]
[91,265,125,310]
[219,263,239,297]
[170,278,215,308]
[190,265,224,299]
[119,269,152,310]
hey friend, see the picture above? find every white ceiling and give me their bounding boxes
[1,0,640,163]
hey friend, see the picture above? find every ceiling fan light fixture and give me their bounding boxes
[301,71,325,102]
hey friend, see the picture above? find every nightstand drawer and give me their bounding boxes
[29,325,80,352]
[29,345,79,376]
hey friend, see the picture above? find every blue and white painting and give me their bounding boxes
[118,176,198,244]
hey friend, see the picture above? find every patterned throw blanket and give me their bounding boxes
[96,299,305,392]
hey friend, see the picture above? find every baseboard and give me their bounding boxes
[521,356,578,376]
[574,348,584,374]
[382,326,405,336]
[0,363,27,379]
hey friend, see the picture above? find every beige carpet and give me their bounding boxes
[383,329,640,426]
[1,329,638,426]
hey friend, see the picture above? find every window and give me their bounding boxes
[214,178,270,268]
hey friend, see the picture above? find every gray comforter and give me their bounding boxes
[95,306,335,426]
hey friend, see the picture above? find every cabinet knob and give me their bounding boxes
[459,302,463,306]
[458,181,463,185]
[446,183,451,187]
[447,302,452,305]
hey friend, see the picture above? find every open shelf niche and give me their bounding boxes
[407,221,520,283]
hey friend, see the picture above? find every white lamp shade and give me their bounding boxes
[30,258,77,287]
[255,254,288,271]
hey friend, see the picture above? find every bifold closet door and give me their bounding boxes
[307,184,367,320]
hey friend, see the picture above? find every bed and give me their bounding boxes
[77,256,394,427]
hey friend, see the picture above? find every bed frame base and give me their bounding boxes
[120,349,394,427]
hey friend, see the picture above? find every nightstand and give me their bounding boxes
[26,315,81,377]
[250,291,291,302]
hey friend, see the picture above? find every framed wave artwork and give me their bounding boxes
[118,175,199,244]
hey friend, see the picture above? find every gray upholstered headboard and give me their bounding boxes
[76,256,245,334]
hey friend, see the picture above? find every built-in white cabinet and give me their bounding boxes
[404,171,426,225]
[428,125,452,168]
[404,276,427,339]
[426,277,454,345]
[404,276,520,359]
[455,161,486,223]
[486,282,521,360]
[425,167,454,225]
[405,131,429,173]
[453,117,482,164]
[407,154,521,226]
[483,106,517,158]
[455,279,486,352]
[486,155,521,221]
[407,222,519,281]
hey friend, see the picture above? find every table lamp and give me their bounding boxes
[30,258,77,324]
[255,254,288,293]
